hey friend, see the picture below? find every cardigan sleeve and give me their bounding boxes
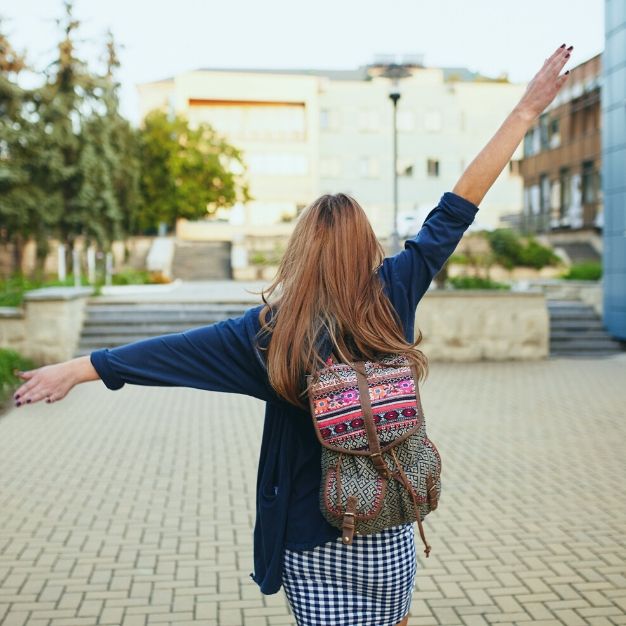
[89,306,275,403]
[378,191,479,315]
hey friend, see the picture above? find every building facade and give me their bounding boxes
[137,64,527,235]
[519,54,603,237]
[603,0,626,339]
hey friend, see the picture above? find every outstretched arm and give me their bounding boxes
[453,43,572,206]
[13,306,275,406]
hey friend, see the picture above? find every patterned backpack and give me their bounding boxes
[306,353,441,557]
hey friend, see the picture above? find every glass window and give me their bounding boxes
[358,109,380,132]
[539,114,549,150]
[559,167,571,219]
[359,156,380,178]
[581,160,597,204]
[424,110,442,132]
[397,111,414,132]
[549,118,561,148]
[426,158,439,177]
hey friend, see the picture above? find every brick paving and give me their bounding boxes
[1,355,625,626]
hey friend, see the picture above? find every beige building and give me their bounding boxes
[138,64,527,235]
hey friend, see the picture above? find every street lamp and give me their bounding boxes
[367,59,419,254]
[389,79,401,255]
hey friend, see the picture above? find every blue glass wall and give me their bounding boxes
[602,0,626,339]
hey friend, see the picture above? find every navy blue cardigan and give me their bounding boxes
[89,191,479,595]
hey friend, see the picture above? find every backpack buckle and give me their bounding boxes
[369,452,391,478]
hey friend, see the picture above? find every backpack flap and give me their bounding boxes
[306,354,423,455]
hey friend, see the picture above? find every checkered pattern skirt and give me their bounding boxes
[282,523,417,626]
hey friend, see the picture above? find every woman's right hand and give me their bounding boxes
[515,43,573,122]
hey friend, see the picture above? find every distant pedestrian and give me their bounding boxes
[13,44,572,626]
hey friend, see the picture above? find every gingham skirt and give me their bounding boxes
[282,523,417,626]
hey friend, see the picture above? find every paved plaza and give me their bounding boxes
[1,355,625,626]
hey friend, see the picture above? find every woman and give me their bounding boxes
[12,44,572,626]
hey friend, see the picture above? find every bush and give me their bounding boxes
[111,269,155,285]
[485,229,560,269]
[447,276,511,290]
[518,237,561,269]
[0,348,36,409]
[0,269,164,306]
[0,273,93,307]
[561,261,602,281]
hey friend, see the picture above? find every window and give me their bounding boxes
[509,159,521,175]
[549,118,561,148]
[359,156,380,178]
[559,167,571,219]
[540,174,551,214]
[539,114,550,150]
[397,111,414,132]
[426,158,439,177]
[320,109,340,131]
[319,156,341,178]
[523,126,541,157]
[247,153,309,176]
[581,160,598,204]
[424,109,442,132]
[358,109,380,132]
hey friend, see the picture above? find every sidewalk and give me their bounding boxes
[1,356,625,625]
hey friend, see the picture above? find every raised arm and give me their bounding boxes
[453,43,572,206]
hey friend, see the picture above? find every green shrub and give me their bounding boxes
[111,269,154,285]
[447,275,511,290]
[485,229,524,269]
[484,229,560,269]
[0,268,162,306]
[518,237,561,268]
[0,348,36,408]
[0,273,92,307]
[561,261,602,281]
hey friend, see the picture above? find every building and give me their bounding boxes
[518,53,603,259]
[137,63,527,236]
[602,0,626,340]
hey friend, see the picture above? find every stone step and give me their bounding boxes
[549,338,624,350]
[548,310,599,320]
[82,322,223,335]
[85,309,249,323]
[550,319,605,330]
[550,329,617,340]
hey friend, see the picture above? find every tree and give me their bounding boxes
[75,31,139,254]
[137,110,249,233]
[0,20,32,275]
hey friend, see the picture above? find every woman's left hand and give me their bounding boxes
[13,362,78,406]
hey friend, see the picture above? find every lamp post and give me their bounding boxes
[389,80,401,254]
[367,58,419,254]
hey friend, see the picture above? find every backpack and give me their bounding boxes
[306,353,441,557]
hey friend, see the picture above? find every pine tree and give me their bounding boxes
[0,20,48,276]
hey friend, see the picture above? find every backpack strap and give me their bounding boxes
[353,361,391,479]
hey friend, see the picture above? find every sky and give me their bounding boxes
[2,0,605,124]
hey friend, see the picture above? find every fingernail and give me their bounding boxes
[565,53,570,58]
[560,43,566,48]
[565,70,570,75]
[14,393,20,399]
[26,399,31,403]
[15,401,21,407]
[567,45,573,50]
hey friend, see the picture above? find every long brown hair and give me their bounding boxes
[257,193,428,408]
